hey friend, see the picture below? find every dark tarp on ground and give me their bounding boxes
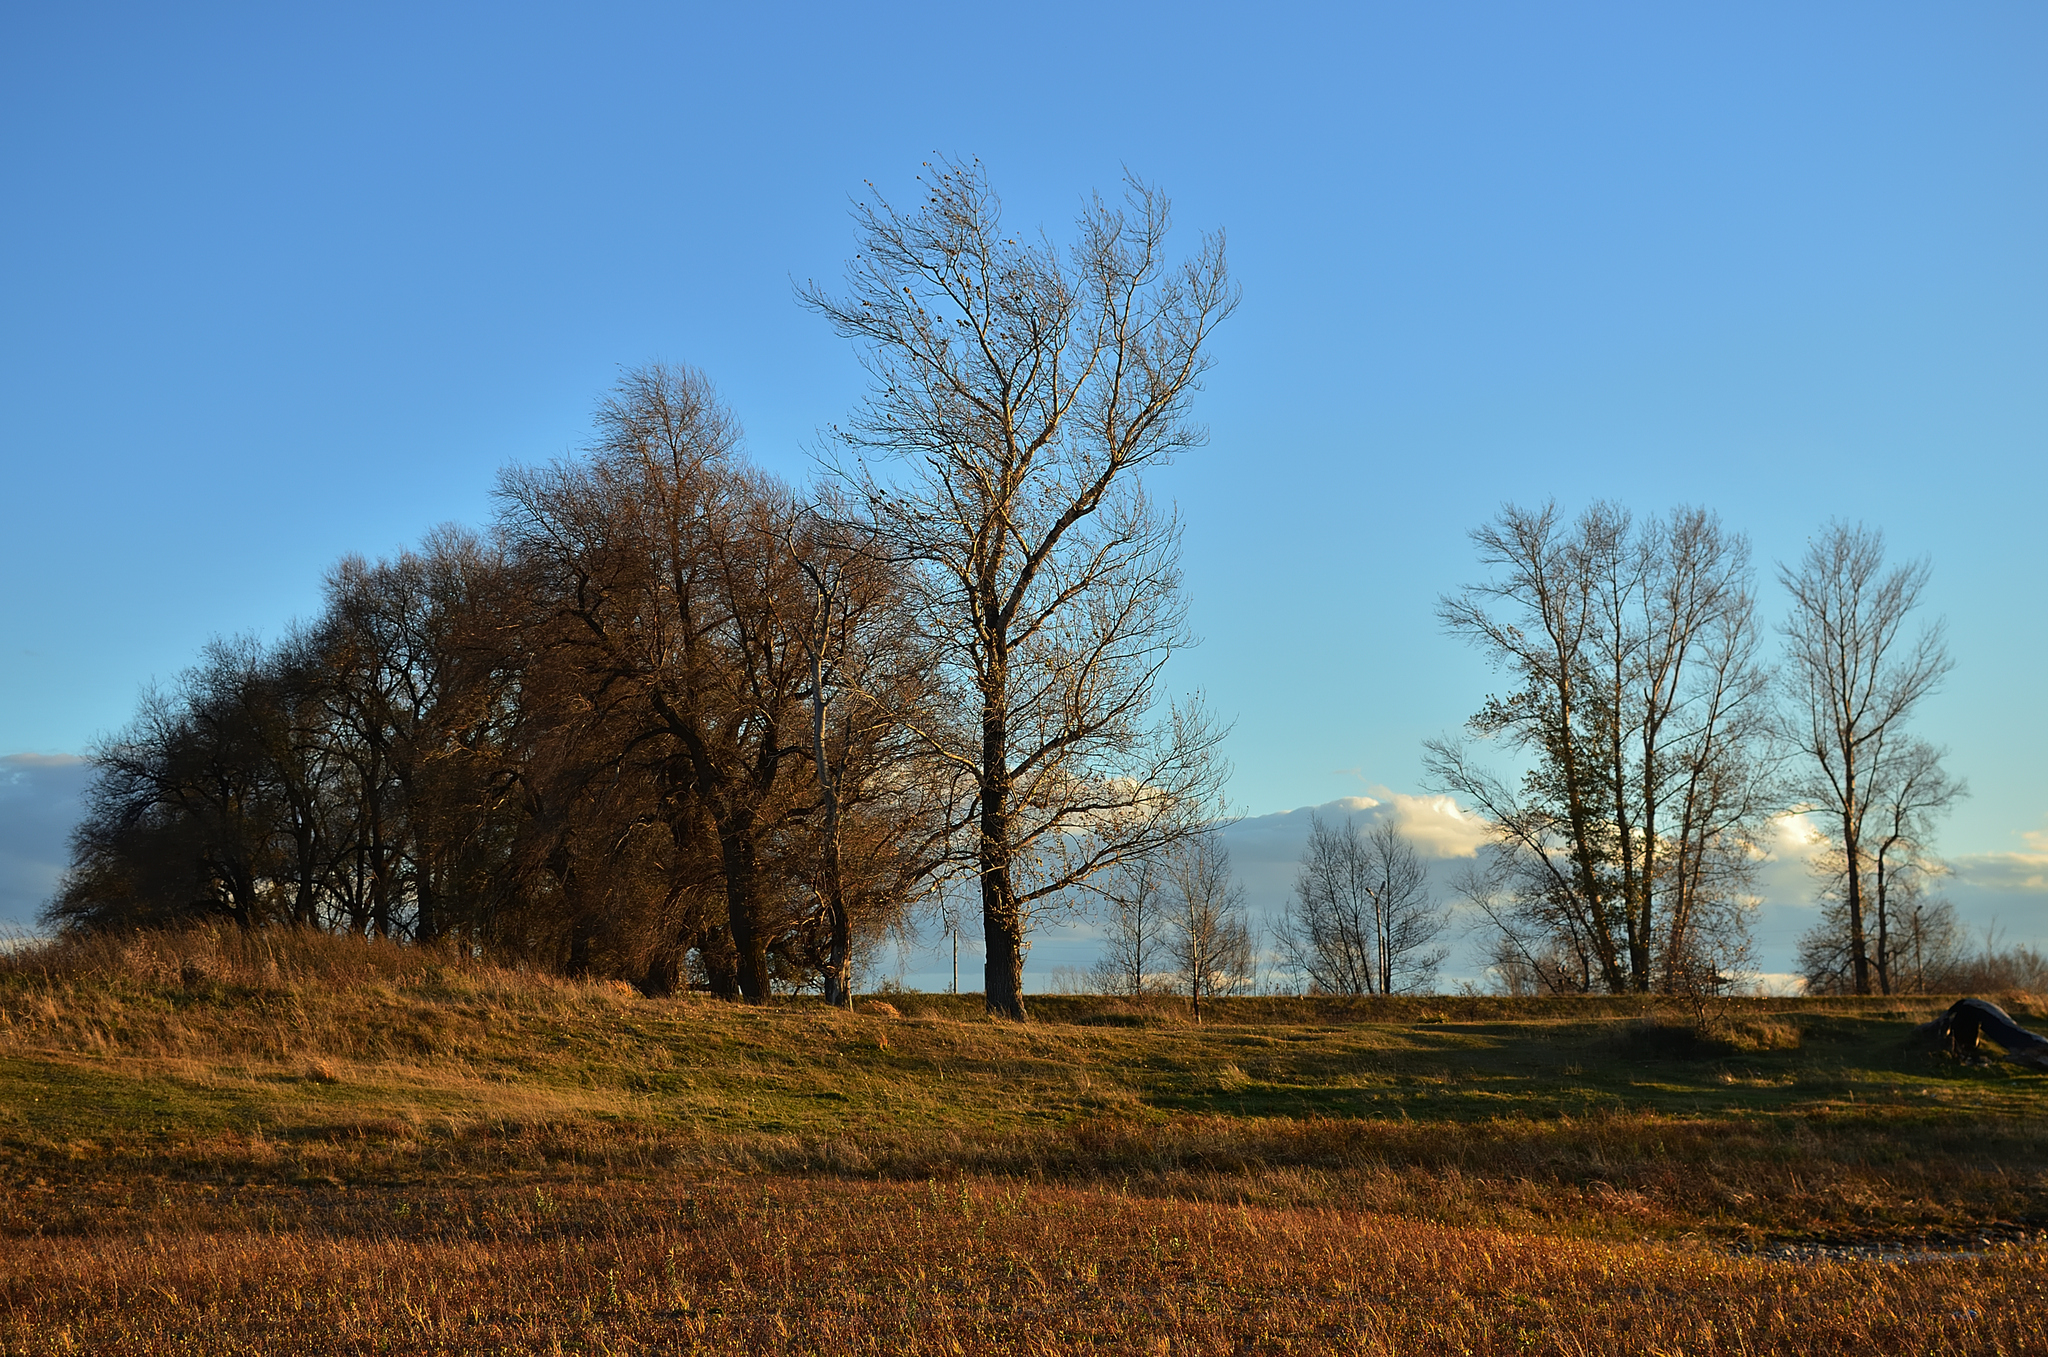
[1918,998,2048,1070]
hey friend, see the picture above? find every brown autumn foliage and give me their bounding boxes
[48,366,949,1002]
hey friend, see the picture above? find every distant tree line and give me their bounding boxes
[1087,829,1259,1015]
[1795,893,2047,997]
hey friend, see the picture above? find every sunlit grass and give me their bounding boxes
[2,929,2044,1350]
[4,1179,2043,1355]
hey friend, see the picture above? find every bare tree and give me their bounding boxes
[1285,814,1376,996]
[1283,814,1447,995]
[53,639,286,933]
[1477,930,1597,996]
[1796,735,1963,996]
[783,497,956,1006]
[1163,831,1253,1022]
[1780,522,1953,995]
[1799,868,1956,996]
[497,366,814,1001]
[805,160,1238,1018]
[1886,890,1962,995]
[1089,854,1171,996]
[1356,817,1444,993]
[1863,738,1965,995]
[1428,502,1773,994]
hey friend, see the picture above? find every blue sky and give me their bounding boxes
[3,3,2043,969]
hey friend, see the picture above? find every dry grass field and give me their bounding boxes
[2,928,2044,1353]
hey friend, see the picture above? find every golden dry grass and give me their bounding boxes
[3,1179,2043,1354]
[2,929,2045,1351]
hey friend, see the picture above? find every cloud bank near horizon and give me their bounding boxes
[992,793,2048,993]
[0,754,90,931]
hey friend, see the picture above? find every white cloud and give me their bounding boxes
[1949,852,2048,894]
[2025,817,2048,854]
[1764,810,1830,862]
[1950,815,2048,894]
[1382,792,1492,860]
[1223,792,1488,862]
[3,753,89,771]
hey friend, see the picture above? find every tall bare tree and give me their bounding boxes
[1796,735,1963,996]
[1779,522,1953,995]
[805,160,1238,1018]
[1428,502,1773,994]
[1283,814,1447,995]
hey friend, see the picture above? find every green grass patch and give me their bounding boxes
[1,932,2043,1245]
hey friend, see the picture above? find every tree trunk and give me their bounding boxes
[696,924,741,999]
[980,778,1026,1018]
[823,887,853,1007]
[1556,690,1627,994]
[820,839,852,1009]
[642,941,684,998]
[1608,671,1648,993]
[719,817,771,1001]
[979,667,1028,1017]
[1873,835,1900,997]
[1843,814,1870,995]
[1633,782,1657,994]
[982,866,1026,1018]
[565,913,598,977]
[808,648,854,1009]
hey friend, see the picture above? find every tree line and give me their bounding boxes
[1079,813,1451,1005]
[51,164,1237,1018]
[52,375,946,1002]
[50,159,2005,1006]
[1429,503,1977,998]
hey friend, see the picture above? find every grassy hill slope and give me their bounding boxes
[4,927,2042,1244]
[5,930,2046,1352]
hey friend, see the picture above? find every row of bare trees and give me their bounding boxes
[51,162,1238,1016]
[53,380,949,1000]
[1089,831,1257,1017]
[1431,504,1964,997]
[55,534,526,947]
[1084,813,1451,1004]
